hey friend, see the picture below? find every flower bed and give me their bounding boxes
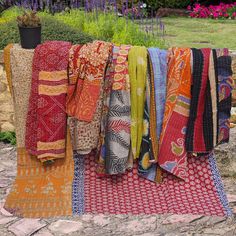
[188,3,236,19]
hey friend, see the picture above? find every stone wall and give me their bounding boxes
[231,52,236,106]
[0,51,14,132]
[0,50,236,132]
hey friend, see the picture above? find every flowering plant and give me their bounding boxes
[124,3,148,19]
[124,7,140,18]
[188,2,236,19]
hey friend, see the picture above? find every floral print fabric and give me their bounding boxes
[25,41,71,162]
[158,48,192,180]
[216,49,233,144]
[66,41,112,153]
[68,82,104,153]
[66,41,112,122]
[105,45,131,175]
[96,47,115,176]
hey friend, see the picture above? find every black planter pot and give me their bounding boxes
[18,26,41,49]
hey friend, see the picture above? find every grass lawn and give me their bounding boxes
[161,17,236,50]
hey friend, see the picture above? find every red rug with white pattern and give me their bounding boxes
[72,153,232,216]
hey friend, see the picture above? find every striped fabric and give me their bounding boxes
[25,41,72,162]
[148,48,167,138]
[186,48,233,154]
[186,48,211,153]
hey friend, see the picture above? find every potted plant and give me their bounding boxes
[17,11,41,49]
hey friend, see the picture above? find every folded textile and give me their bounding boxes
[4,44,34,148]
[66,41,112,122]
[66,41,112,154]
[105,45,131,175]
[96,47,115,176]
[216,49,233,144]
[186,48,213,153]
[68,81,104,154]
[158,47,192,179]
[148,48,167,139]
[208,49,218,148]
[148,49,167,163]
[186,48,233,154]
[128,46,147,159]
[3,44,14,96]
[149,54,159,163]
[25,41,71,162]
[5,138,74,218]
[138,67,157,181]
[138,48,167,181]
[4,44,74,217]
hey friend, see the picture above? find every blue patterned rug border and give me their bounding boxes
[208,152,232,216]
[72,151,85,215]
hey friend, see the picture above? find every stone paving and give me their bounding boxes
[0,140,236,236]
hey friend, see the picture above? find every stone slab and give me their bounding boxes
[48,220,83,234]
[0,215,17,225]
[162,214,203,224]
[8,219,47,236]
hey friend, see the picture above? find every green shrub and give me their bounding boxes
[0,18,19,47]
[144,0,191,10]
[0,7,165,48]
[0,6,23,19]
[54,9,86,31]
[54,10,165,48]
[164,0,191,9]
[0,15,94,49]
[0,131,16,145]
[41,16,94,44]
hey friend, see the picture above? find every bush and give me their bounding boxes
[0,131,16,145]
[0,7,165,48]
[0,15,94,49]
[41,16,94,43]
[144,0,191,11]
[54,10,165,48]
[144,0,236,10]
[189,2,236,19]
